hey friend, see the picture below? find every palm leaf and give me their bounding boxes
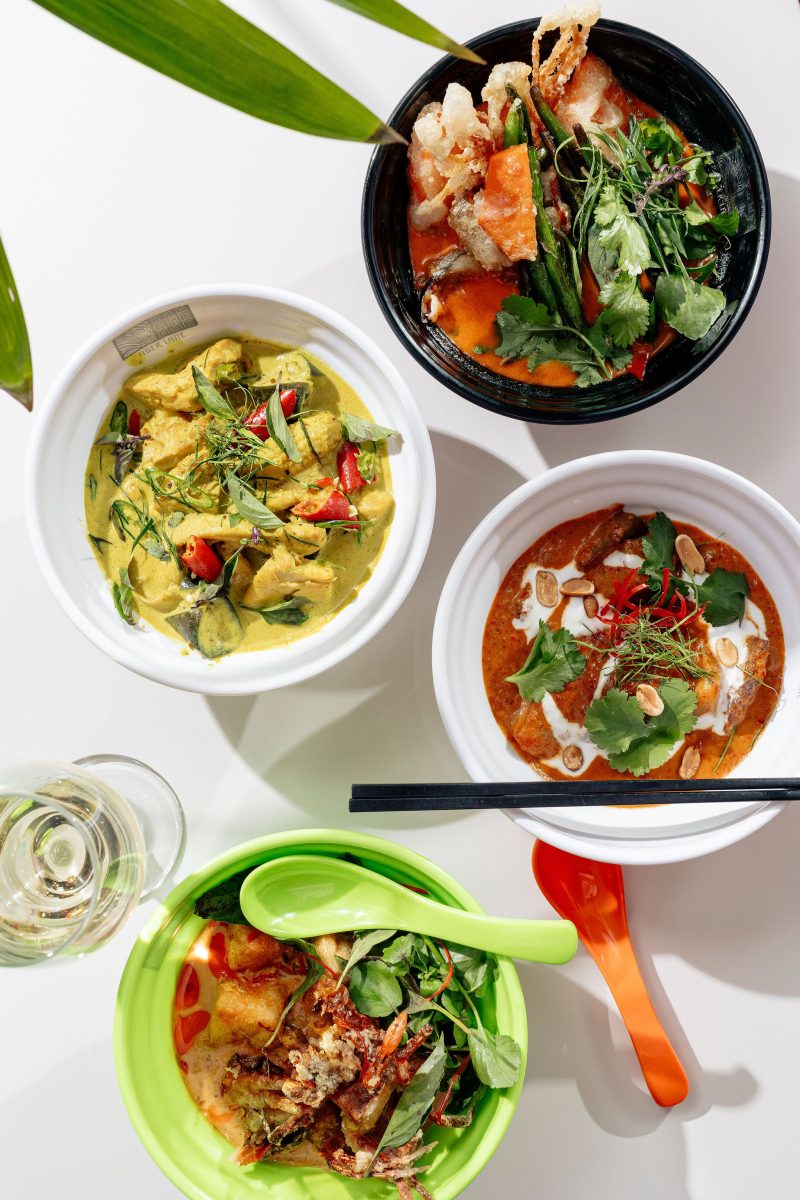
[33,0,404,143]
[325,0,485,63]
[0,234,32,411]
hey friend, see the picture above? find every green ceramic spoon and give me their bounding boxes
[239,855,578,964]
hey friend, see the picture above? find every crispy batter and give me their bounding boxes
[532,2,601,105]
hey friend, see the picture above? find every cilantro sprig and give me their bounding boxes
[585,678,698,776]
[506,620,586,703]
[640,511,749,625]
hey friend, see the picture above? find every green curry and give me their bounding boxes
[84,336,396,659]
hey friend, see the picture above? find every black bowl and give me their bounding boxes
[362,18,771,425]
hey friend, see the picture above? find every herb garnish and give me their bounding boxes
[223,470,283,531]
[506,619,586,703]
[339,413,398,444]
[243,596,310,626]
[112,566,136,626]
[585,678,697,776]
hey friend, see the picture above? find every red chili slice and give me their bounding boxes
[180,535,223,582]
[128,409,141,437]
[291,482,352,524]
[243,388,298,441]
[176,963,200,1010]
[208,930,230,980]
[337,442,368,494]
[175,1009,210,1054]
[629,343,652,381]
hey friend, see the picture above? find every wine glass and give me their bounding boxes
[0,755,186,967]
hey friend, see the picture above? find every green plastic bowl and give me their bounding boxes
[115,830,528,1200]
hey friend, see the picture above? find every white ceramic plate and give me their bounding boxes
[27,285,435,694]
[433,451,800,864]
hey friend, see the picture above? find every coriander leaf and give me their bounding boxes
[223,471,283,531]
[654,274,727,341]
[192,365,237,420]
[694,568,749,626]
[641,511,676,580]
[348,959,403,1017]
[467,1027,522,1089]
[506,620,586,703]
[493,298,557,361]
[597,273,650,347]
[681,145,715,185]
[586,679,698,776]
[375,1037,446,1157]
[267,381,302,463]
[593,183,651,275]
[525,337,607,388]
[339,412,398,444]
[337,929,397,988]
[244,596,310,626]
[637,117,683,166]
[112,567,136,626]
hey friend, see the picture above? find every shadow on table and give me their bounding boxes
[529,171,800,511]
[206,430,526,830]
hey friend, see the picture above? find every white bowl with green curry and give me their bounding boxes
[27,286,435,693]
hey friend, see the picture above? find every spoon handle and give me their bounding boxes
[585,939,689,1108]
[423,908,578,964]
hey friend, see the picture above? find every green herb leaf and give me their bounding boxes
[87,474,97,501]
[637,117,683,166]
[348,959,403,1017]
[192,365,237,420]
[593,183,651,275]
[585,678,698,776]
[641,511,676,580]
[112,566,136,626]
[224,471,283,530]
[597,273,650,347]
[654,274,727,341]
[109,399,128,435]
[267,382,302,463]
[506,620,586,703]
[691,568,749,627]
[88,534,111,553]
[493,296,611,386]
[263,950,324,1048]
[587,224,618,287]
[325,0,484,64]
[194,869,250,923]
[467,1027,522,1089]
[0,233,32,409]
[493,296,558,360]
[337,929,397,987]
[374,1036,447,1156]
[244,596,311,626]
[339,412,398,444]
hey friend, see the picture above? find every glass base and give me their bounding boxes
[75,755,186,899]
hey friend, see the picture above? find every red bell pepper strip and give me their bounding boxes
[180,535,223,582]
[127,408,141,437]
[337,441,368,494]
[291,481,352,524]
[629,343,651,381]
[243,388,298,441]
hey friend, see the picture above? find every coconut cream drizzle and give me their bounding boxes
[695,598,767,735]
[514,561,607,639]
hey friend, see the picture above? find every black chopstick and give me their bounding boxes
[350,779,800,812]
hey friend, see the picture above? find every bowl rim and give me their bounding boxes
[431,449,800,861]
[362,16,772,426]
[114,828,528,1200]
[25,283,436,695]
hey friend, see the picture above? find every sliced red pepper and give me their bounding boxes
[176,963,200,1010]
[291,481,352,524]
[337,441,368,494]
[180,535,222,582]
[208,930,230,980]
[175,1009,210,1054]
[629,343,652,382]
[127,408,141,437]
[243,388,298,441]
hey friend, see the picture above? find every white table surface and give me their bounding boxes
[2,1,799,1196]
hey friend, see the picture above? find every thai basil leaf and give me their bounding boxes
[348,959,403,1017]
[192,365,237,420]
[112,567,136,625]
[267,380,302,463]
[339,412,398,444]
[109,399,128,435]
[337,928,397,987]
[243,597,311,626]
[224,471,283,530]
[374,1036,447,1156]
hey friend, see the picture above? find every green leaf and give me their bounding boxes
[223,471,283,530]
[193,869,250,923]
[654,274,727,341]
[33,0,403,144]
[263,951,324,1048]
[244,596,311,626]
[339,412,398,444]
[493,296,612,386]
[0,232,32,410]
[506,620,586,703]
[192,365,236,419]
[587,224,618,287]
[325,0,484,63]
[109,399,128,435]
[637,117,683,166]
[593,183,651,275]
[467,1027,522,1089]
[348,959,403,1017]
[586,679,698,776]
[374,1036,447,1156]
[597,273,650,348]
[267,382,302,463]
[693,568,749,626]
[112,566,136,626]
[337,928,396,987]
[641,511,676,580]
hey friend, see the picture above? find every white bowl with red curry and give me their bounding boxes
[432,451,800,859]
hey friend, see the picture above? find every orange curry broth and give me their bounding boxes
[482,507,784,781]
[408,55,715,387]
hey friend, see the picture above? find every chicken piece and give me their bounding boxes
[255,411,341,480]
[532,2,600,106]
[448,196,511,272]
[725,638,770,733]
[512,702,560,758]
[126,554,183,613]
[225,925,286,973]
[242,545,335,608]
[356,488,394,523]
[266,478,312,512]
[140,409,210,471]
[575,506,648,570]
[555,642,610,726]
[171,512,253,549]
[275,519,329,557]
[208,975,304,1045]
[124,339,243,413]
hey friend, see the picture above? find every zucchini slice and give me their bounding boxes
[196,597,243,659]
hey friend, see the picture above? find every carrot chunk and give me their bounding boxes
[477,144,537,262]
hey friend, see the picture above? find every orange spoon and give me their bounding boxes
[532,840,689,1107]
